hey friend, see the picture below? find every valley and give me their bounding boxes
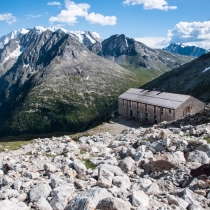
[0,26,197,138]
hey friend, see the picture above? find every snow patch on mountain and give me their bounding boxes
[3,44,22,63]
[0,26,102,50]
[0,28,29,49]
[202,66,210,73]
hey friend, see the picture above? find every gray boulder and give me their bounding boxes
[118,156,135,172]
[96,197,131,210]
[97,168,114,188]
[112,175,130,189]
[44,163,56,173]
[196,144,210,152]
[50,175,67,189]
[132,178,152,191]
[66,187,112,210]
[167,151,186,164]
[73,159,87,173]
[50,191,71,210]
[97,164,124,176]
[51,184,75,197]
[150,142,166,152]
[36,197,52,210]
[0,200,29,210]
[187,150,209,164]
[132,190,149,207]
[30,183,51,202]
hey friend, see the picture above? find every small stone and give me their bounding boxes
[145,183,160,195]
[168,146,176,152]
[96,197,132,210]
[97,168,114,188]
[112,175,130,189]
[73,159,87,173]
[118,156,135,172]
[43,163,56,173]
[132,190,149,207]
[50,191,72,210]
[0,170,4,178]
[187,150,209,164]
[197,179,210,189]
[13,181,22,191]
[36,197,52,210]
[162,137,171,147]
[167,195,179,206]
[167,151,186,164]
[30,182,51,202]
[19,193,27,202]
[194,190,206,196]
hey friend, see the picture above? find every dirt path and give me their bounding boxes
[84,117,144,136]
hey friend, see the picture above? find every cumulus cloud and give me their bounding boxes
[86,13,117,26]
[123,0,177,11]
[0,13,17,24]
[49,0,117,26]
[136,20,210,50]
[168,21,210,44]
[47,1,61,6]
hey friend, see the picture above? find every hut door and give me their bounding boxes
[154,115,157,124]
[130,110,133,117]
[186,107,190,114]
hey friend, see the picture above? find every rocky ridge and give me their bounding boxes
[0,28,134,137]
[142,52,210,102]
[0,112,210,209]
[91,34,193,74]
[163,43,208,57]
[0,26,101,50]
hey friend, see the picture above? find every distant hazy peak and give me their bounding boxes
[163,43,208,57]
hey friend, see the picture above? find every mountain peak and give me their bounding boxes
[0,26,102,49]
[163,43,208,57]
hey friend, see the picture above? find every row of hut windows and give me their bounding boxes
[123,100,173,116]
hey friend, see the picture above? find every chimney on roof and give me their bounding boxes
[157,89,165,95]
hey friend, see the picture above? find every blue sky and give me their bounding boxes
[0,0,210,49]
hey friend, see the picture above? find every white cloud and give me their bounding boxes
[26,14,42,19]
[168,21,210,43]
[135,37,169,49]
[136,20,210,50]
[0,13,17,24]
[49,0,117,26]
[86,13,117,26]
[47,1,61,6]
[123,0,177,11]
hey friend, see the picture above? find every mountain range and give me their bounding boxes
[163,43,208,57]
[0,26,194,137]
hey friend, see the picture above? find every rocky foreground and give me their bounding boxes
[0,120,210,209]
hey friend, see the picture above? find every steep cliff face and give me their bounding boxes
[163,43,208,57]
[0,29,134,137]
[142,52,210,102]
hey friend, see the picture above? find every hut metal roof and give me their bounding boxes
[118,88,191,109]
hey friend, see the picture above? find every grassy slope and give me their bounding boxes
[0,50,194,139]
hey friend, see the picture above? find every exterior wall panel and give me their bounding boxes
[175,97,204,119]
[118,95,204,124]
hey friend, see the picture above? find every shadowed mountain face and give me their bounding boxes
[0,29,135,137]
[142,52,210,102]
[163,43,208,57]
